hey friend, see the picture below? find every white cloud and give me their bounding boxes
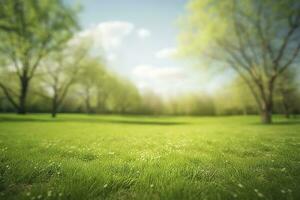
[136,28,151,39]
[70,21,135,52]
[107,53,116,61]
[135,81,149,90]
[155,47,177,59]
[131,65,201,97]
[132,65,186,81]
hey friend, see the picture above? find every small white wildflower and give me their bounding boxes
[59,192,63,197]
[254,189,264,198]
[238,183,244,188]
[150,184,154,188]
[281,189,286,194]
[281,168,286,172]
[103,184,108,188]
[26,192,31,196]
[257,192,264,198]
[47,191,52,197]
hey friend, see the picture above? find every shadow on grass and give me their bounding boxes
[251,120,300,126]
[271,120,300,125]
[0,116,187,126]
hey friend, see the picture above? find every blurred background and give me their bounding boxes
[0,0,299,122]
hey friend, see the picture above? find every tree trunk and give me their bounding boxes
[85,95,91,114]
[18,76,29,114]
[259,78,276,124]
[261,109,272,124]
[51,110,57,118]
[260,96,273,124]
[282,101,290,119]
[51,97,57,118]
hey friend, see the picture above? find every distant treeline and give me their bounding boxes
[1,68,299,117]
[0,0,299,119]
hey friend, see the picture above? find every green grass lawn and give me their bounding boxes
[0,114,299,200]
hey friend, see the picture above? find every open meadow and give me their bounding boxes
[0,114,299,200]
[1,0,300,199]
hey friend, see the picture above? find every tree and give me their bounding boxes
[180,0,300,123]
[95,73,115,114]
[110,79,141,114]
[0,0,78,114]
[276,68,299,118]
[77,58,106,114]
[140,90,165,115]
[39,45,88,118]
[213,77,258,115]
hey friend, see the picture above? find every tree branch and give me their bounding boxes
[0,82,19,110]
[273,25,298,68]
[278,42,300,75]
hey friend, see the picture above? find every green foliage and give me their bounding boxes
[180,0,300,59]
[0,0,299,119]
[107,78,142,114]
[165,94,215,116]
[73,60,142,114]
[275,68,300,117]
[0,0,78,53]
[179,0,300,123]
[213,77,258,115]
[0,114,300,199]
[0,0,78,113]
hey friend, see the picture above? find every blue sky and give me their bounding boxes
[67,0,229,97]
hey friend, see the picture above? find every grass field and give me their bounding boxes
[0,114,299,200]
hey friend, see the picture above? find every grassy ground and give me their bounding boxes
[0,114,299,200]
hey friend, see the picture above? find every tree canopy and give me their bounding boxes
[0,0,78,113]
[179,0,300,123]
